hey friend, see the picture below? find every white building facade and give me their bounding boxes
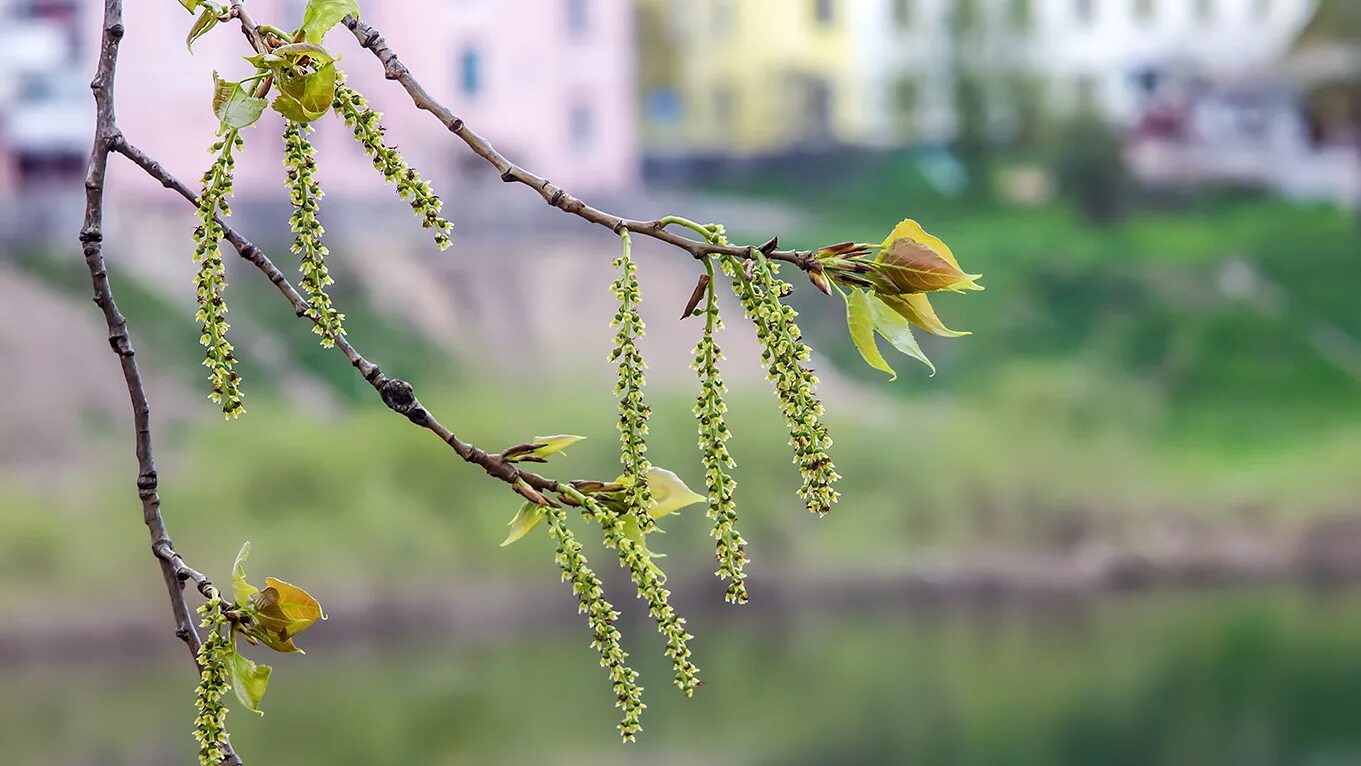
[848,0,1318,146]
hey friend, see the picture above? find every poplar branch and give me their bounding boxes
[342,16,830,272]
[78,1,240,763]
[111,138,574,504]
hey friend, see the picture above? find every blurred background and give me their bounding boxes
[3,0,1361,764]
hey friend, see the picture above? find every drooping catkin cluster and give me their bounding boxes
[692,261,747,604]
[575,491,700,697]
[193,132,246,418]
[193,595,232,766]
[331,82,453,251]
[723,256,840,515]
[284,120,345,347]
[544,504,646,740]
[610,232,656,532]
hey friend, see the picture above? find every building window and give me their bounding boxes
[1074,0,1095,26]
[459,47,481,97]
[1132,0,1155,22]
[570,102,594,152]
[567,0,589,38]
[1194,0,1214,23]
[812,0,834,27]
[892,0,912,29]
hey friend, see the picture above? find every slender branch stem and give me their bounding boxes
[78,1,239,763]
[342,16,825,271]
[112,138,572,505]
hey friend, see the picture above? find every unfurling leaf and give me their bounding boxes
[847,288,896,380]
[611,467,706,520]
[211,73,266,132]
[180,0,200,12]
[271,42,338,64]
[300,0,360,43]
[501,502,547,546]
[874,219,983,294]
[867,294,936,376]
[520,434,587,462]
[248,577,326,653]
[228,650,272,715]
[186,8,219,51]
[232,541,259,605]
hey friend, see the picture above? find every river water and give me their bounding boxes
[4,587,1361,765]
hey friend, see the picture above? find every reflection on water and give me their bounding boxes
[4,589,1361,765]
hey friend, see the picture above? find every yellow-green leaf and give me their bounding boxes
[529,435,586,460]
[611,467,706,520]
[847,289,896,380]
[250,578,325,653]
[868,294,936,376]
[646,468,706,519]
[228,650,272,716]
[186,8,219,52]
[300,0,360,43]
[211,72,266,132]
[500,502,546,547]
[879,293,971,338]
[232,542,259,605]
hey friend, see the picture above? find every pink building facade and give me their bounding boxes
[5,0,638,202]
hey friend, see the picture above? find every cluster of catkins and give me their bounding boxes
[190,75,453,418]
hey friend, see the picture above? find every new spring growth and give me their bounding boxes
[819,219,984,377]
[692,258,748,604]
[569,486,702,699]
[193,131,246,418]
[610,231,657,533]
[723,253,840,516]
[284,120,345,347]
[543,504,646,740]
[193,595,232,766]
[332,81,454,251]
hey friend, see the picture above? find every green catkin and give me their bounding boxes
[723,255,840,515]
[193,131,245,418]
[193,595,232,766]
[543,504,646,740]
[576,492,701,697]
[610,232,656,532]
[283,120,345,347]
[693,259,748,604]
[331,81,453,251]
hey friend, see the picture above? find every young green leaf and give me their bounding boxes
[212,73,267,132]
[272,42,338,64]
[300,0,360,43]
[867,294,937,376]
[501,502,547,547]
[249,577,326,653]
[527,435,587,461]
[610,467,706,520]
[228,650,273,716]
[232,541,259,605]
[186,8,219,51]
[846,288,896,380]
[180,0,200,12]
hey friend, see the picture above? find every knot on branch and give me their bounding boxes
[378,378,419,416]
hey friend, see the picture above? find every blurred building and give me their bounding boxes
[640,0,1317,163]
[0,0,639,214]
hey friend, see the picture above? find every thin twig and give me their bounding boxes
[342,16,823,271]
[78,1,240,763]
[112,138,571,506]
